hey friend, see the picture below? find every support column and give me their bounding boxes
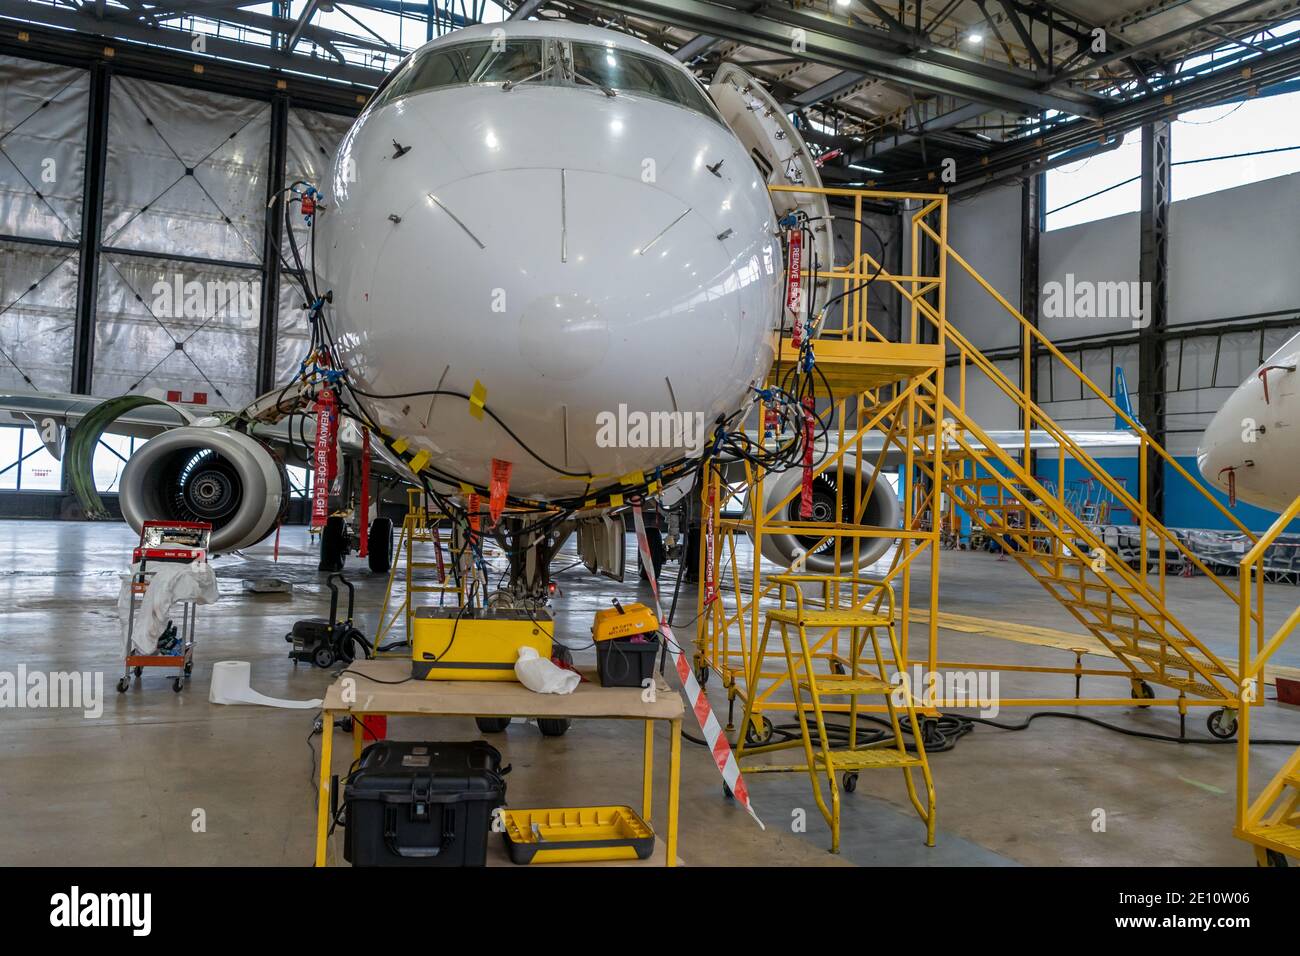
[72,61,111,395]
[1138,120,1171,523]
[1021,171,1041,477]
[256,93,290,395]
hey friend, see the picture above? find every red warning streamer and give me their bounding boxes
[786,228,803,347]
[489,459,512,525]
[800,395,815,519]
[310,389,337,530]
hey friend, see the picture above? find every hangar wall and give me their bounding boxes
[940,167,1300,532]
[0,51,354,510]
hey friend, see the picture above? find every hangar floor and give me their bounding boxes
[0,519,1296,866]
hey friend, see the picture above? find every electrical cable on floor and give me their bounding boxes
[959,710,1300,746]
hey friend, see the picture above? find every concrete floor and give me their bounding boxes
[0,518,1295,866]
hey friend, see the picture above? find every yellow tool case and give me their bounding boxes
[411,607,553,681]
[500,806,655,864]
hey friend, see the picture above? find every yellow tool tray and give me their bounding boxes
[501,806,655,864]
[592,602,658,643]
[411,607,552,681]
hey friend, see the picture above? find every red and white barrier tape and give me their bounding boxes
[631,502,764,829]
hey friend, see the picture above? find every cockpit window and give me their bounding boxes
[367,37,719,124]
[372,39,547,107]
[569,42,719,120]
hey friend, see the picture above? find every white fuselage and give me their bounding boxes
[1197,330,1300,513]
[316,21,782,498]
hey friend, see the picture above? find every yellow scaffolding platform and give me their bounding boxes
[697,184,1262,764]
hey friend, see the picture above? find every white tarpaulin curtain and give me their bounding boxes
[0,55,87,393]
[92,76,270,408]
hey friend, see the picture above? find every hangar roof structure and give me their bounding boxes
[4,0,1300,194]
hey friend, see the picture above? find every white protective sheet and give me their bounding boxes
[117,558,219,655]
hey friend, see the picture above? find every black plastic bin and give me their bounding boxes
[595,635,659,688]
[343,740,505,867]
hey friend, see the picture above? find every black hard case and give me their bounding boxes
[343,740,505,867]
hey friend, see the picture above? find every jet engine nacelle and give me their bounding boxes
[120,426,289,554]
[746,459,901,573]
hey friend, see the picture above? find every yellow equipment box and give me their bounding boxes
[591,601,658,643]
[412,607,553,681]
[500,806,655,864]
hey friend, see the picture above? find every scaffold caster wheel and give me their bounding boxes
[843,772,859,793]
[172,677,184,693]
[831,660,846,676]
[1207,708,1238,740]
[722,783,734,800]
[537,718,570,737]
[744,715,774,746]
[133,666,143,677]
[1131,679,1155,707]
[1262,849,1289,868]
[695,662,709,686]
[116,677,130,693]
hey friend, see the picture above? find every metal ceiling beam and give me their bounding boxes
[936,35,1300,194]
[789,69,866,107]
[576,0,1102,116]
[1052,0,1280,85]
[509,0,546,18]
[0,1,389,86]
[672,32,718,61]
[854,100,992,160]
[286,0,322,52]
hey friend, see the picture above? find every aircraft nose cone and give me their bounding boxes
[518,293,609,381]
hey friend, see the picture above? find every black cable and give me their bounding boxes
[961,710,1300,746]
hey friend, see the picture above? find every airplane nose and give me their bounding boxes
[366,165,752,392]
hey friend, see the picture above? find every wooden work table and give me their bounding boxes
[315,658,685,867]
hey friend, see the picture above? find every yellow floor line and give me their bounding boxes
[906,608,1300,686]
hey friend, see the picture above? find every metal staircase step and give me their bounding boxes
[816,749,923,771]
[797,675,892,695]
[1242,822,1300,853]
[768,609,892,628]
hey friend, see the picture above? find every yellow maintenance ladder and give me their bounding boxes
[737,574,936,853]
[373,488,459,654]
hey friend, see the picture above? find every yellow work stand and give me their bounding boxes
[314,659,686,867]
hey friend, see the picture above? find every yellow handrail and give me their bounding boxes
[1236,493,1300,842]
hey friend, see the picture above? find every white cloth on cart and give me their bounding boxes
[117,559,219,656]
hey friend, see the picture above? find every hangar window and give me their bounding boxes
[568,42,720,121]
[0,426,63,492]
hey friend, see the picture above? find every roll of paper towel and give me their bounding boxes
[208,660,323,709]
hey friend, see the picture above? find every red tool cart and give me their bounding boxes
[118,520,212,694]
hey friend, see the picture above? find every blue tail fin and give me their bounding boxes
[1114,366,1140,430]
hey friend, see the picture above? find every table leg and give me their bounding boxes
[642,719,654,825]
[667,718,681,867]
[315,710,334,867]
